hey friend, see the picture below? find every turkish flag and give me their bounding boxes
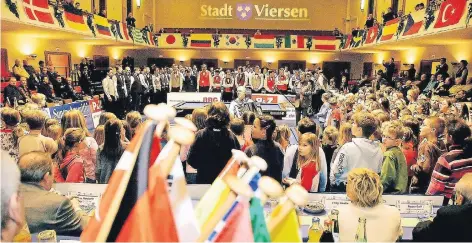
[434,0,467,29]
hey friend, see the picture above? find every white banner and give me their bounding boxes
[167,92,222,106]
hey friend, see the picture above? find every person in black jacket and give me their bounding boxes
[382,7,397,23]
[60,77,81,101]
[407,64,416,81]
[245,115,284,183]
[37,76,56,102]
[436,57,449,78]
[3,77,26,106]
[79,66,92,95]
[187,102,240,184]
[413,173,472,242]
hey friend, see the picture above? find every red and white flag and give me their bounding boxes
[215,200,254,242]
[434,0,467,29]
[23,0,55,24]
[364,25,379,44]
[313,36,337,51]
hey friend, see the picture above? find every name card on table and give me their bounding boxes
[322,195,351,209]
[396,200,433,215]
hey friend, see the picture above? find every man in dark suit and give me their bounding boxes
[436,57,449,78]
[18,152,89,236]
[383,58,396,86]
[413,173,472,242]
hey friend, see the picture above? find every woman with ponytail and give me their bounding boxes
[55,128,87,183]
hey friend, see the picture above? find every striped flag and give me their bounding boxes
[342,35,353,49]
[64,10,88,32]
[190,34,212,48]
[121,23,130,40]
[284,35,305,49]
[131,28,144,44]
[269,206,302,242]
[253,35,275,48]
[365,25,379,44]
[351,34,363,48]
[214,200,254,242]
[147,32,156,46]
[159,33,183,48]
[403,9,425,36]
[381,18,401,41]
[22,0,54,24]
[313,36,337,50]
[94,15,111,36]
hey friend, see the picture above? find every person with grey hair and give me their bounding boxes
[18,152,88,236]
[413,173,472,242]
[1,153,24,242]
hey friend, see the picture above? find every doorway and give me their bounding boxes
[191,59,218,70]
[278,60,306,71]
[234,59,262,69]
[363,62,374,77]
[45,51,71,77]
[147,58,175,68]
[322,61,351,88]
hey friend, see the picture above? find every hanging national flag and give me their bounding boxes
[147,32,156,46]
[403,9,425,36]
[248,174,271,242]
[120,23,130,40]
[81,122,169,241]
[132,28,144,44]
[364,25,379,44]
[214,200,254,242]
[22,0,55,24]
[284,35,305,49]
[190,34,212,48]
[222,34,245,48]
[64,10,88,32]
[159,33,183,48]
[313,36,337,50]
[342,35,352,49]
[253,35,275,48]
[351,34,363,48]
[380,18,401,41]
[94,15,111,36]
[434,0,467,29]
[269,206,302,242]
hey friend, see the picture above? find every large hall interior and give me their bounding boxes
[1,0,472,242]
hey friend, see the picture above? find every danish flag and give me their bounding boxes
[23,0,55,24]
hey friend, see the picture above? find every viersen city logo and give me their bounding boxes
[200,3,308,21]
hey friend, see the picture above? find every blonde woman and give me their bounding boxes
[330,123,352,166]
[283,133,321,192]
[322,126,338,191]
[337,168,402,242]
[273,124,291,153]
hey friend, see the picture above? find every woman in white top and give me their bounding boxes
[337,168,402,242]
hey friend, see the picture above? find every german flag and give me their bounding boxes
[64,10,88,32]
[190,34,212,48]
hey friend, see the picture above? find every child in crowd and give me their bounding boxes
[321,126,338,192]
[44,124,63,141]
[126,111,142,139]
[380,122,408,194]
[230,118,247,151]
[55,128,88,183]
[273,124,291,153]
[401,127,418,185]
[93,125,105,146]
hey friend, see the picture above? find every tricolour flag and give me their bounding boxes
[403,9,425,36]
[342,35,352,49]
[364,25,379,44]
[148,32,156,46]
[64,10,88,32]
[215,200,254,242]
[159,33,183,48]
[131,28,144,44]
[190,34,212,48]
[94,15,111,36]
[222,34,245,49]
[434,0,467,29]
[313,36,337,51]
[380,18,401,41]
[269,206,302,242]
[253,35,275,49]
[22,0,54,24]
[249,174,270,242]
[284,35,305,49]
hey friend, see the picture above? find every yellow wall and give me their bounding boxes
[155,0,347,30]
[132,0,156,29]
[75,0,93,13]
[107,0,123,22]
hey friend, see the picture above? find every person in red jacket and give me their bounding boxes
[283,133,321,192]
[55,128,87,183]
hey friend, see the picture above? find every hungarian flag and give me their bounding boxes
[268,207,302,242]
[23,0,54,24]
[380,18,401,41]
[64,10,88,32]
[94,15,111,36]
[214,200,254,242]
[434,0,467,29]
[403,9,425,36]
[284,35,305,49]
[190,34,212,48]
[313,36,337,50]
[159,33,183,48]
[342,35,352,49]
[365,25,379,44]
[253,35,275,48]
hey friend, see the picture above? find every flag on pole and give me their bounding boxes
[248,174,271,242]
[94,15,111,36]
[64,10,88,32]
[190,34,213,47]
[313,36,337,50]
[434,0,467,29]
[269,206,302,242]
[380,18,401,41]
[403,9,425,36]
[22,0,55,24]
[253,35,275,48]
[364,25,379,44]
[214,200,254,242]
[284,35,305,49]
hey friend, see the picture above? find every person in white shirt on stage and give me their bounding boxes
[102,68,119,115]
[276,68,289,94]
[222,70,234,102]
[170,66,183,92]
[250,66,263,93]
[229,86,254,118]
[264,70,276,94]
[150,67,161,104]
[211,68,223,92]
[197,64,212,92]
[289,70,301,92]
